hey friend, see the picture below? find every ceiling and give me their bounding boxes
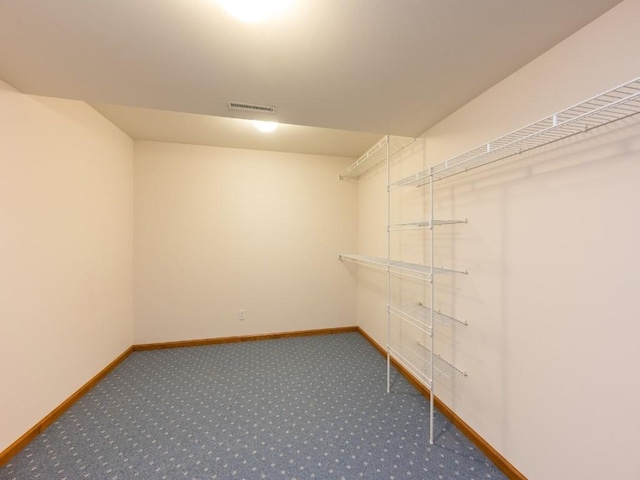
[0,0,623,158]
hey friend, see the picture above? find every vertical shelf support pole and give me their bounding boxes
[429,172,435,445]
[386,136,391,394]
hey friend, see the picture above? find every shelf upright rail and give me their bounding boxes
[428,171,435,445]
[386,137,392,395]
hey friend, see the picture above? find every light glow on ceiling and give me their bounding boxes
[216,0,293,23]
[253,120,279,133]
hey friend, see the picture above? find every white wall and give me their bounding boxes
[134,141,357,344]
[357,1,640,479]
[0,81,134,453]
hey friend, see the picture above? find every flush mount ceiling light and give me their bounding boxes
[252,120,279,133]
[216,0,293,23]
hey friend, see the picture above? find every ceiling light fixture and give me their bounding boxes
[253,120,279,133]
[216,0,293,23]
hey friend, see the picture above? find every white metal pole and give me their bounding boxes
[429,173,435,445]
[386,136,391,394]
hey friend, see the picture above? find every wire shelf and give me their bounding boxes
[387,219,467,231]
[389,344,433,388]
[389,76,640,188]
[389,341,467,389]
[340,135,415,180]
[388,302,467,335]
[339,253,467,281]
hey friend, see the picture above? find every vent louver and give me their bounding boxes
[227,102,277,114]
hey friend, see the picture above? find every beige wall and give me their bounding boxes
[356,1,640,479]
[0,81,134,452]
[133,141,357,344]
[3,2,640,475]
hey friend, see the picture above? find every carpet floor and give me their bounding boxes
[1,332,506,479]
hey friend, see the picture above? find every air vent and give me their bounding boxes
[228,101,277,114]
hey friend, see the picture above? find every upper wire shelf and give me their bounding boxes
[340,135,415,180]
[389,76,640,188]
[387,219,467,231]
[339,253,467,282]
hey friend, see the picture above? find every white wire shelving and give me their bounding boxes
[386,166,468,445]
[387,219,467,231]
[388,341,467,389]
[340,75,640,448]
[338,130,466,446]
[338,253,467,282]
[389,76,640,189]
[339,135,415,180]
[388,302,467,336]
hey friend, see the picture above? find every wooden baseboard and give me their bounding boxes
[132,326,359,351]
[0,346,134,468]
[356,327,527,480]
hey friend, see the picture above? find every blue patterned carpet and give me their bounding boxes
[1,333,506,479]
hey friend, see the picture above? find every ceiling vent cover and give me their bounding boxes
[228,101,277,114]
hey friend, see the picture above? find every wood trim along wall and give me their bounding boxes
[0,346,134,468]
[355,326,527,480]
[132,326,358,351]
[0,326,358,467]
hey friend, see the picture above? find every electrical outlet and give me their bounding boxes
[239,309,245,321]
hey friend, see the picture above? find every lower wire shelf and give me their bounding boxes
[388,341,467,390]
